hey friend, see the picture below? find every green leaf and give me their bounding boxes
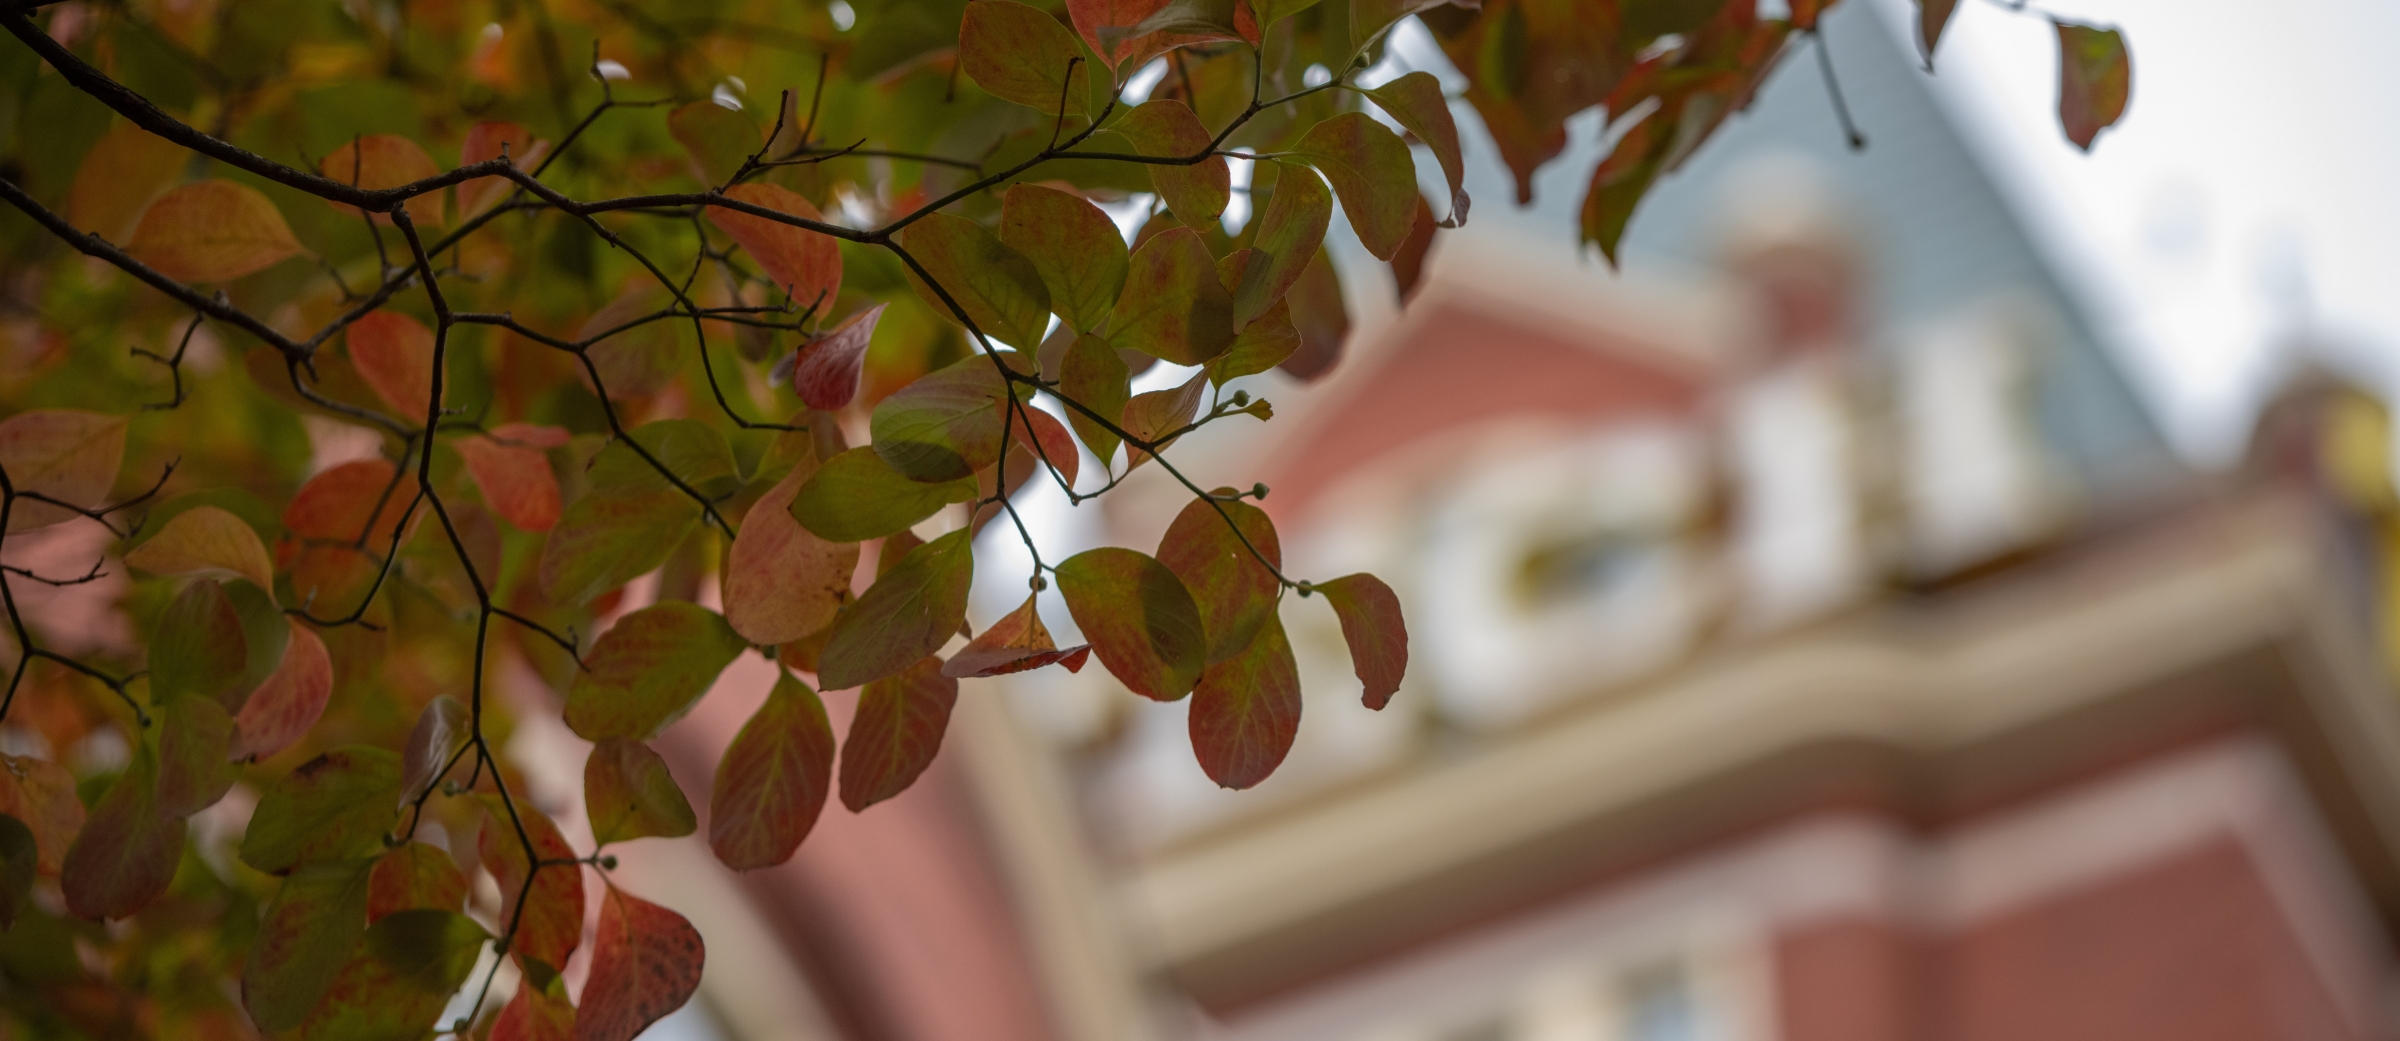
[1312,572,1407,709]
[870,353,1012,483]
[223,579,290,712]
[2055,22,2130,151]
[297,910,489,1041]
[1110,99,1230,226]
[152,695,237,817]
[1295,112,1420,261]
[1365,71,1469,225]
[367,842,469,922]
[576,888,705,1041]
[668,99,760,186]
[817,528,975,690]
[709,670,835,871]
[898,211,1053,350]
[476,798,583,975]
[1056,547,1206,700]
[241,747,404,875]
[839,656,958,811]
[1279,244,1351,380]
[961,0,1092,115]
[1578,109,1673,267]
[585,738,697,844]
[1230,162,1332,333]
[790,447,978,543]
[1350,0,1454,53]
[1250,0,1325,30]
[0,816,36,930]
[1157,496,1282,663]
[1000,183,1129,335]
[1109,226,1235,365]
[149,579,248,709]
[1058,333,1131,462]
[242,857,377,1032]
[590,420,741,499]
[1209,251,1304,383]
[1189,614,1301,789]
[563,602,748,742]
[540,421,737,606]
[61,744,179,919]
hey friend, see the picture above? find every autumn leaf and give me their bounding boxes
[345,311,439,421]
[2056,22,2131,151]
[961,0,1092,114]
[1008,399,1081,487]
[817,528,974,690]
[0,817,32,930]
[709,670,835,870]
[1121,371,1209,457]
[840,656,959,811]
[1312,572,1407,709]
[1190,614,1301,789]
[1391,194,1439,303]
[1157,496,1281,663]
[1058,333,1131,462]
[1210,252,1303,383]
[454,423,568,531]
[871,353,1016,483]
[1579,109,1673,267]
[670,100,761,187]
[1365,71,1470,226]
[127,180,305,282]
[367,842,470,922]
[584,738,697,844]
[458,121,551,217]
[1110,227,1234,366]
[1110,100,1229,227]
[232,621,333,761]
[1000,183,1129,336]
[1916,0,1958,64]
[148,578,248,708]
[708,183,844,315]
[67,122,186,243]
[1295,112,1420,261]
[398,696,468,806]
[1067,0,1247,74]
[943,593,1091,677]
[541,421,736,607]
[789,447,976,543]
[0,754,85,875]
[724,457,860,646]
[0,409,126,531]
[495,971,577,1041]
[243,857,377,1032]
[788,303,886,410]
[153,696,239,816]
[563,602,748,741]
[125,504,276,595]
[241,747,404,875]
[316,133,446,226]
[574,887,705,1041]
[1277,245,1351,380]
[61,744,181,919]
[279,459,418,610]
[479,797,585,975]
[1230,163,1331,333]
[298,910,489,1040]
[898,211,1053,350]
[1057,547,1206,700]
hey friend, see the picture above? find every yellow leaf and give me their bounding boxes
[127,180,305,283]
[67,124,188,244]
[126,506,276,598]
[316,134,445,227]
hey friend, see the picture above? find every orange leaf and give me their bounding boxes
[125,505,276,595]
[708,670,834,870]
[0,409,127,532]
[574,887,704,1041]
[839,656,957,811]
[707,184,843,317]
[1312,573,1407,709]
[280,459,419,611]
[345,311,439,420]
[496,971,577,1041]
[942,593,1089,678]
[1157,496,1280,664]
[0,755,85,876]
[458,121,551,217]
[315,133,446,226]
[723,456,859,645]
[127,180,304,283]
[479,798,585,975]
[231,621,332,761]
[67,123,187,243]
[454,427,565,532]
[1008,400,1080,487]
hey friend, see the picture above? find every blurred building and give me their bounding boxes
[623,7,2400,1041]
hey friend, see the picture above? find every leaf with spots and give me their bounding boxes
[368,842,470,922]
[961,0,1093,114]
[241,747,404,875]
[242,856,377,1032]
[573,887,705,1041]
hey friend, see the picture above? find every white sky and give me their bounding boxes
[1876,0,2400,463]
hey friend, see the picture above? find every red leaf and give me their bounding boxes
[839,656,958,811]
[817,528,975,691]
[61,746,181,920]
[1277,246,1350,381]
[1055,547,1206,700]
[1157,496,1281,663]
[455,425,565,531]
[316,133,445,227]
[2055,22,2130,151]
[574,887,705,1041]
[1121,371,1208,461]
[1007,400,1080,487]
[1312,573,1407,709]
[584,738,697,845]
[0,754,85,875]
[1190,615,1301,789]
[346,311,439,421]
[479,798,585,975]
[708,184,843,317]
[709,670,835,870]
[1391,194,1439,303]
[232,621,333,761]
[1067,0,1245,75]
[368,841,469,922]
[724,457,861,646]
[789,303,886,410]
[280,459,419,611]
[496,971,577,1041]
[126,180,304,282]
[459,121,551,217]
[943,593,1090,678]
